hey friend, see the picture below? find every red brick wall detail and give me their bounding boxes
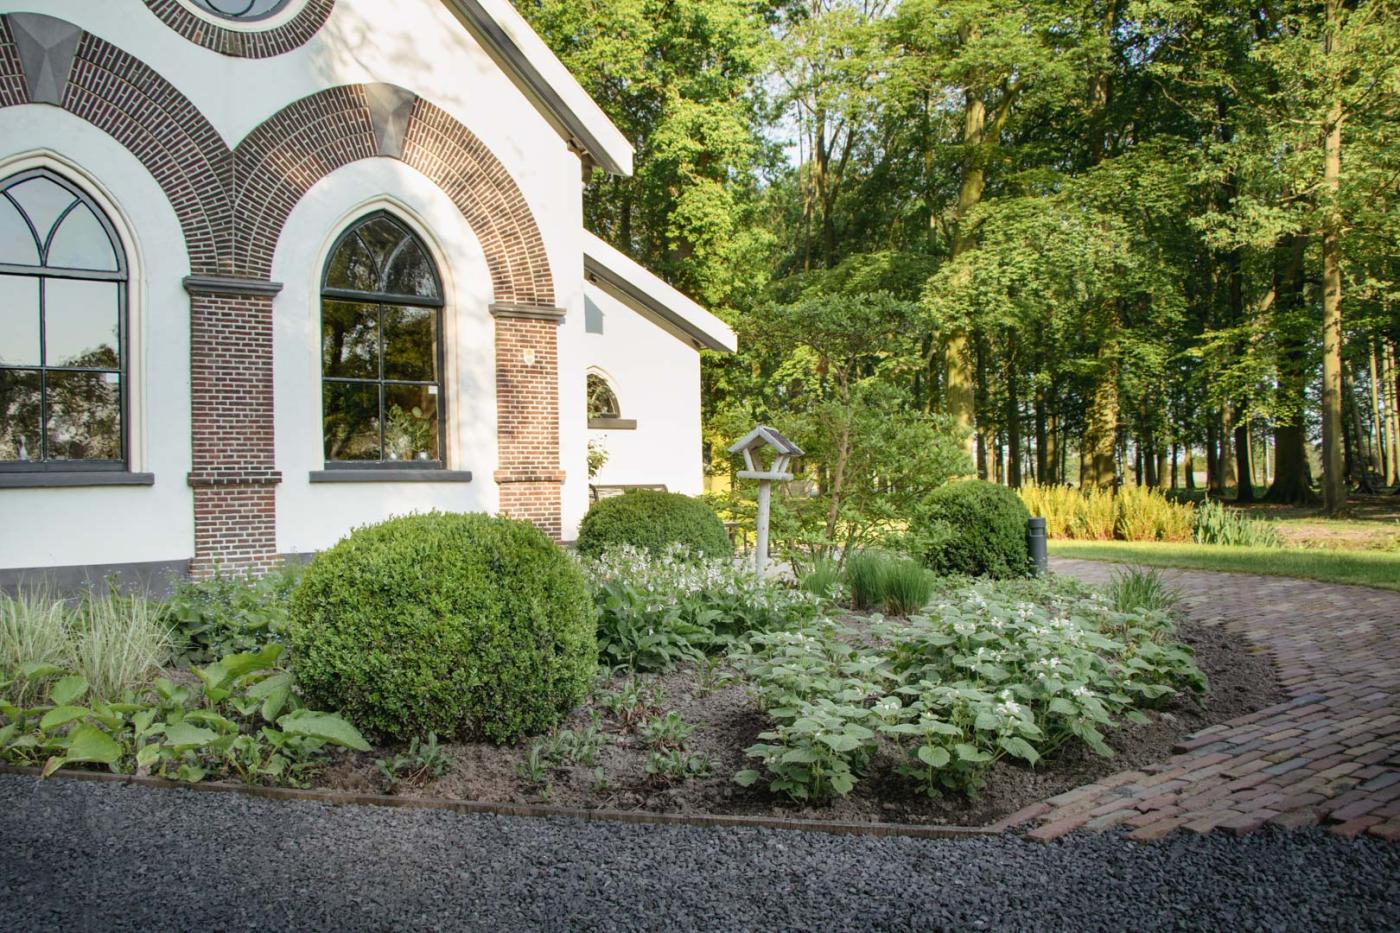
[493,314,565,541]
[143,0,335,60]
[0,19,25,108]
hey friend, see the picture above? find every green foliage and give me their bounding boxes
[1194,500,1284,548]
[0,644,367,785]
[375,732,453,791]
[797,557,845,602]
[844,550,934,616]
[639,710,693,751]
[600,677,665,732]
[734,579,1205,802]
[581,545,821,672]
[516,714,613,789]
[0,588,173,704]
[576,490,732,561]
[290,512,597,744]
[918,480,1031,579]
[1020,484,1196,543]
[1106,567,1181,615]
[166,565,302,663]
[646,749,713,782]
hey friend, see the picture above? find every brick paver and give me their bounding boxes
[1017,560,1400,842]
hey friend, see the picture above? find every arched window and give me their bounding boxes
[321,212,444,467]
[0,169,127,470]
[587,372,620,420]
[188,0,294,21]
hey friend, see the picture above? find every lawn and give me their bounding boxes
[1050,539,1400,591]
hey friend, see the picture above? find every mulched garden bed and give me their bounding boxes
[318,617,1286,827]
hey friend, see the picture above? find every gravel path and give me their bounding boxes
[3,774,1397,931]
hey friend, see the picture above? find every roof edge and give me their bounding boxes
[582,231,737,353]
[447,0,633,176]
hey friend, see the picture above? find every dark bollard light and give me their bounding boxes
[1027,516,1048,576]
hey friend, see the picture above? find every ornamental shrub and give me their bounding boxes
[576,489,732,560]
[918,479,1031,578]
[289,512,596,744]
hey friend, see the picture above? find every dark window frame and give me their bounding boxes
[0,168,129,474]
[188,0,295,23]
[320,211,447,470]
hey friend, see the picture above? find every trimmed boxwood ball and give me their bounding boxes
[575,489,732,559]
[289,512,597,744]
[919,479,1032,578]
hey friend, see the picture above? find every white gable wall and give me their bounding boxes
[583,282,703,497]
[0,106,194,570]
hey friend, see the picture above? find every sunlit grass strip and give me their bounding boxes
[1049,540,1400,592]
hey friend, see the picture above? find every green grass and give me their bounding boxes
[1049,540,1400,591]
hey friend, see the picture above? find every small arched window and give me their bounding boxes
[587,373,620,420]
[0,168,127,470]
[321,212,444,467]
[189,0,294,21]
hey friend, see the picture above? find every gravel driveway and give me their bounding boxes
[2,774,1397,931]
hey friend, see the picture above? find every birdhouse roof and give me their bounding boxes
[728,425,804,457]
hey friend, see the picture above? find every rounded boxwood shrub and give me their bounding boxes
[918,479,1031,578]
[289,512,596,744]
[575,489,732,559]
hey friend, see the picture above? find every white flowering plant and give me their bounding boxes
[733,579,1206,802]
[580,545,824,672]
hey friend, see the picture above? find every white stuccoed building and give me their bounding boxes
[0,0,734,588]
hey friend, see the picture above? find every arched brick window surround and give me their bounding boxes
[0,12,567,568]
[142,0,335,59]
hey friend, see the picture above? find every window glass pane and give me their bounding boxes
[324,232,378,292]
[46,204,118,271]
[587,374,620,419]
[0,195,38,266]
[0,275,40,365]
[8,177,76,250]
[356,218,408,286]
[45,370,120,460]
[0,369,41,461]
[191,0,290,20]
[383,238,439,298]
[384,384,438,462]
[323,381,380,461]
[45,279,120,368]
[321,300,378,379]
[381,305,437,382]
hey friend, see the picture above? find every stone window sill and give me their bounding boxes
[0,471,155,488]
[308,470,473,484]
[588,418,638,430]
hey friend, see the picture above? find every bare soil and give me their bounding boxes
[318,618,1285,827]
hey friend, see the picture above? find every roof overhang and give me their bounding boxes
[583,231,737,353]
[447,0,633,176]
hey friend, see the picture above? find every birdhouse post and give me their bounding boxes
[728,426,804,575]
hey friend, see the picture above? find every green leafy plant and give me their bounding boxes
[917,479,1032,578]
[845,550,887,611]
[646,750,712,782]
[601,678,665,732]
[375,732,453,791]
[576,489,733,560]
[581,544,821,672]
[290,512,597,744]
[165,565,301,663]
[734,580,1206,802]
[1193,500,1284,547]
[0,587,174,704]
[797,557,844,601]
[0,644,367,786]
[1106,567,1181,614]
[639,711,693,750]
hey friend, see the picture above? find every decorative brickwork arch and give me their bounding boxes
[0,12,568,569]
[143,0,335,59]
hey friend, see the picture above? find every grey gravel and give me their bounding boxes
[1,774,1397,931]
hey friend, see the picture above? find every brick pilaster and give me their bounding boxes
[184,277,283,576]
[491,304,566,540]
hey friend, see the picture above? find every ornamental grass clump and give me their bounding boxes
[581,544,822,672]
[290,512,597,744]
[734,581,1205,803]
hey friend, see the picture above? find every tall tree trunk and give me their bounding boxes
[1170,445,1179,489]
[1006,363,1022,487]
[1219,406,1236,493]
[1369,340,1387,481]
[1267,233,1317,503]
[1156,447,1169,491]
[1385,338,1399,487]
[1235,416,1255,502]
[1206,420,1220,494]
[1319,0,1347,514]
[1186,445,1197,490]
[1346,363,1376,493]
[1082,340,1120,491]
[1034,384,1048,483]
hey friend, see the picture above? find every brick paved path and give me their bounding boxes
[1009,559,1400,843]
